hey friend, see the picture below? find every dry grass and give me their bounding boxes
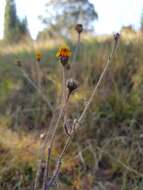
[0,31,143,189]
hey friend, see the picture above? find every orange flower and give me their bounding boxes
[56,47,71,58]
[56,46,71,66]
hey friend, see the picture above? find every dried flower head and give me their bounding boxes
[66,78,78,94]
[56,46,72,66]
[16,60,22,67]
[36,51,42,62]
[75,24,83,34]
[114,33,120,42]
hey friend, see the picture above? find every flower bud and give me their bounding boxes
[66,78,78,94]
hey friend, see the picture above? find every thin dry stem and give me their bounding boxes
[41,66,68,190]
[34,113,57,190]
[47,66,66,158]
[78,39,119,124]
[46,137,71,189]
[71,32,81,76]
[35,60,42,89]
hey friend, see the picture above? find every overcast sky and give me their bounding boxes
[0,0,143,39]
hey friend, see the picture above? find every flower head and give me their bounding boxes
[56,46,71,66]
[36,51,42,62]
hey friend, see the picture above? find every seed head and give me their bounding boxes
[66,78,78,94]
[114,33,120,42]
[75,24,83,34]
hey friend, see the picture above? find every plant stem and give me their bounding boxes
[78,37,119,125]
[42,66,68,189]
[71,33,81,76]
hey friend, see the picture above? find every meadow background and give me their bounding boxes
[1,0,143,190]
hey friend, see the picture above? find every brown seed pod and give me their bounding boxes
[114,33,120,42]
[66,78,78,94]
[75,24,83,34]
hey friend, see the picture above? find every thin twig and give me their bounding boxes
[77,38,119,125]
[34,112,57,190]
[42,148,51,190]
[47,137,71,189]
[47,159,62,189]
[72,33,81,63]
[35,60,42,89]
[71,32,81,76]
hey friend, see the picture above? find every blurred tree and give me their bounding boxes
[4,0,17,41]
[15,17,31,42]
[141,11,143,32]
[39,0,98,38]
[4,0,30,42]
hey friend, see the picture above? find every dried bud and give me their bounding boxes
[16,60,22,67]
[114,33,120,42]
[66,78,78,94]
[75,24,83,34]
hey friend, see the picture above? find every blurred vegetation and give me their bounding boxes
[38,0,98,39]
[4,0,30,43]
[0,31,143,189]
